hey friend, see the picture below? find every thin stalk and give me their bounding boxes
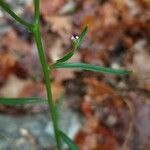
[0,0,33,30]
[33,25,62,150]
[33,1,61,149]
[33,0,40,24]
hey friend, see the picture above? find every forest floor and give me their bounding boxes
[0,0,149,150]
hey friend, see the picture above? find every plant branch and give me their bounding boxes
[0,0,33,29]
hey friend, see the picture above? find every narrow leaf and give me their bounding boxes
[56,51,74,63]
[59,130,80,150]
[74,25,88,50]
[0,98,47,105]
[0,0,33,29]
[54,62,132,75]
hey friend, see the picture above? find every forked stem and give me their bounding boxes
[0,0,62,149]
[0,0,33,30]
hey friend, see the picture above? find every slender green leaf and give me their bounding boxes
[59,130,80,150]
[54,62,132,75]
[0,0,33,29]
[74,25,88,50]
[0,98,47,105]
[56,51,74,63]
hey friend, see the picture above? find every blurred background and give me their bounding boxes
[0,0,149,149]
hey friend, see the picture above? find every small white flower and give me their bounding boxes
[71,36,75,40]
[75,36,79,39]
[71,35,79,41]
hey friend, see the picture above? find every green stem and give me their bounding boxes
[33,0,40,24]
[33,25,61,150]
[0,0,33,30]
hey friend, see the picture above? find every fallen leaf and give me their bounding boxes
[0,75,28,98]
[40,0,65,16]
[45,16,72,41]
[75,117,118,150]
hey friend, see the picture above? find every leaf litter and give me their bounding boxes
[0,0,149,149]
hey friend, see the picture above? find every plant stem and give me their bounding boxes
[33,0,40,24]
[33,1,61,148]
[0,0,62,149]
[33,25,62,150]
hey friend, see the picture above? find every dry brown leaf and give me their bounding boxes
[45,16,72,41]
[52,81,63,101]
[0,29,31,55]
[52,69,75,82]
[48,38,64,62]
[75,117,118,150]
[80,78,132,147]
[19,81,46,99]
[129,91,150,149]
[129,40,150,91]
[83,78,124,107]
[40,0,65,16]
[0,75,28,98]
[0,52,16,83]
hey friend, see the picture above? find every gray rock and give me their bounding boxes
[0,107,83,149]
